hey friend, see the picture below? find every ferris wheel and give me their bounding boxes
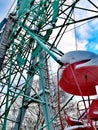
[0,0,98,130]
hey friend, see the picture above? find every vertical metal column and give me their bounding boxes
[13,75,33,130]
[13,58,37,130]
[39,53,51,130]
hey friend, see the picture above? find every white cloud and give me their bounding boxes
[76,23,92,40]
[95,44,98,49]
[56,24,87,54]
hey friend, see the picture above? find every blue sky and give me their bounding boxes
[86,22,98,54]
[75,19,98,54]
[0,0,14,21]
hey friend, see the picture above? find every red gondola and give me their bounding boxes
[58,51,98,130]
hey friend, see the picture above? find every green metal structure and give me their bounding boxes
[0,0,98,130]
